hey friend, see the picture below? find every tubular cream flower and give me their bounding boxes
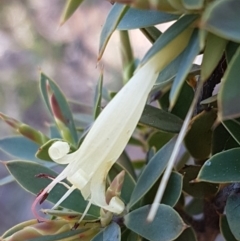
[32,26,193,220]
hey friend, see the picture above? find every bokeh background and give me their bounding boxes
[0,0,153,233]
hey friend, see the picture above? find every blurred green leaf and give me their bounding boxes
[223,119,240,145]
[201,33,227,81]
[197,148,240,183]
[220,215,238,241]
[109,162,136,204]
[218,46,240,120]
[180,165,218,198]
[225,41,239,63]
[174,227,197,241]
[226,194,240,240]
[169,29,200,109]
[93,72,103,119]
[171,81,194,120]
[212,124,239,155]
[184,109,217,159]
[40,72,78,146]
[0,175,14,186]
[129,138,176,208]
[140,26,162,44]
[203,0,240,43]
[118,151,136,180]
[182,0,204,10]
[4,160,99,217]
[91,222,120,241]
[139,105,183,133]
[117,8,179,30]
[148,131,174,150]
[124,204,186,241]
[161,172,183,206]
[185,198,203,216]
[99,3,129,60]
[140,14,197,67]
[0,136,39,161]
[60,0,84,25]
[28,228,88,241]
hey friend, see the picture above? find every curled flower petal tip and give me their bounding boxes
[48,141,70,160]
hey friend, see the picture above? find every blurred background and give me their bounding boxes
[0,0,153,233]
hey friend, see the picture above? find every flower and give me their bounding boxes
[32,26,193,221]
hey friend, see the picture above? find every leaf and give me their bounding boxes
[4,160,99,217]
[0,136,39,161]
[91,222,120,241]
[0,175,14,186]
[147,131,174,150]
[220,215,238,241]
[98,3,129,60]
[109,162,136,204]
[159,172,183,207]
[40,72,78,146]
[212,123,239,155]
[174,227,197,241]
[225,41,240,63]
[140,26,162,44]
[197,148,240,183]
[129,138,176,208]
[60,0,84,25]
[28,228,88,241]
[180,166,218,198]
[139,105,183,133]
[117,8,179,30]
[93,72,103,119]
[124,204,186,241]
[201,33,228,81]
[226,194,240,240]
[223,119,240,145]
[182,0,204,10]
[202,0,240,43]
[169,29,200,108]
[140,14,197,66]
[185,198,203,216]
[218,46,240,120]
[184,109,217,159]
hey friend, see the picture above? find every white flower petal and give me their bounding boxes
[48,141,70,164]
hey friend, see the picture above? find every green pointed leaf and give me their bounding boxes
[182,0,204,10]
[0,136,39,161]
[218,46,240,120]
[169,29,200,108]
[212,123,239,155]
[160,172,183,207]
[139,105,183,133]
[226,194,240,240]
[203,0,240,43]
[124,204,186,241]
[171,81,194,120]
[129,138,176,208]
[184,109,217,159]
[91,222,120,241]
[223,119,240,145]
[28,228,89,241]
[140,14,198,66]
[174,227,197,241]
[180,166,218,198]
[201,33,228,81]
[40,72,78,146]
[220,215,238,241]
[27,228,88,241]
[93,72,103,119]
[226,41,239,63]
[117,8,179,30]
[140,26,162,44]
[197,148,240,183]
[109,162,136,204]
[60,0,84,25]
[148,131,174,150]
[99,3,129,60]
[4,160,99,217]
